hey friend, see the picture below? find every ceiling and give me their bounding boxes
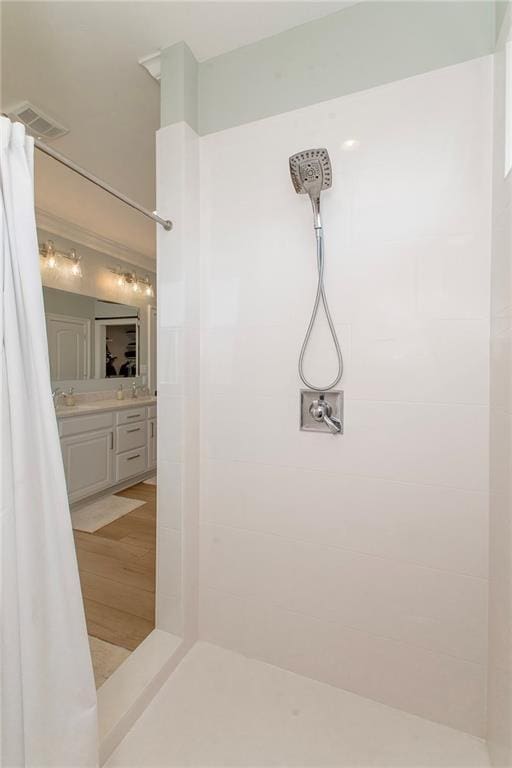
[1,1,350,262]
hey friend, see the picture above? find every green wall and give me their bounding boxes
[495,1,509,39]
[161,1,495,136]
[161,41,198,131]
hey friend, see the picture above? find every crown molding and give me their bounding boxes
[35,208,156,273]
[139,51,161,82]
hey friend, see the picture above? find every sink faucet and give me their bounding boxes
[131,382,139,399]
[52,387,62,406]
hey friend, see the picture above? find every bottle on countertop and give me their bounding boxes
[116,384,124,401]
[64,387,75,407]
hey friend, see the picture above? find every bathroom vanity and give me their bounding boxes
[42,278,158,504]
[56,398,157,503]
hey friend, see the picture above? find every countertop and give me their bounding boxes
[55,396,157,419]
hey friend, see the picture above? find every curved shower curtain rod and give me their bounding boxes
[34,137,173,231]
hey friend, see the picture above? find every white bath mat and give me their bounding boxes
[143,475,157,485]
[71,494,145,533]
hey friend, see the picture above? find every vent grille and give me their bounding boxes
[7,101,68,140]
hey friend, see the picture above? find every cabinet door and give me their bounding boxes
[61,429,114,503]
[148,418,157,469]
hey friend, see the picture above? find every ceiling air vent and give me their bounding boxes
[7,101,68,140]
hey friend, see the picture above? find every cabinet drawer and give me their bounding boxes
[116,422,146,453]
[115,448,147,482]
[116,407,147,425]
[59,412,114,437]
[147,405,157,419]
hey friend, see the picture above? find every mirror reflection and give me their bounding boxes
[43,286,140,381]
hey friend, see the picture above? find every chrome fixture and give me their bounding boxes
[130,383,149,399]
[300,390,343,434]
[34,138,172,231]
[289,147,332,230]
[2,110,172,229]
[39,240,83,277]
[289,148,343,393]
[110,268,154,297]
[309,398,341,434]
[51,387,62,406]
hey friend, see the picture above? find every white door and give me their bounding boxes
[60,429,114,503]
[46,313,90,380]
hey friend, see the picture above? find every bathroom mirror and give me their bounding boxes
[43,286,141,382]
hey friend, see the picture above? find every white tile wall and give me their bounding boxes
[198,58,492,736]
[201,460,488,577]
[200,523,486,662]
[203,396,488,490]
[488,13,512,765]
[156,121,200,641]
[204,316,489,405]
[199,589,486,737]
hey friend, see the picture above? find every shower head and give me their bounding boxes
[289,148,332,196]
[289,148,332,230]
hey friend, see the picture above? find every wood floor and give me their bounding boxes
[74,481,156,651]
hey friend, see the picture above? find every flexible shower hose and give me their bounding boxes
[298,229,343,391]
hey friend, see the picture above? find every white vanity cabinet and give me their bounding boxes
[59,412,115,503]
[58,401,156,503]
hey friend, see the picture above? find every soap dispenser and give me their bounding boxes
[116,384,124,401]
[64,387,75,407]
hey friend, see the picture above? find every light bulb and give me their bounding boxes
[145,285,153,297]
[116,275,124,287]
[47,255,57,269]
[132,282,140,293]
[70,261,82,277]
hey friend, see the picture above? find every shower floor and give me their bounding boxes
[106,642,489,767]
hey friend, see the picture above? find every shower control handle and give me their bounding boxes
[309,399,342,434]
[323,413,342,434]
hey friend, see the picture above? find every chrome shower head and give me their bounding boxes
[289,148,332,196]
[289,148,332,230]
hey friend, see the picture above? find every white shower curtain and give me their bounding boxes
[0,118,98,766]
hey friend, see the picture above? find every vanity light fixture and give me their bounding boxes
[68,249,83,278]
[39,240,83,277]
[109,268,154,297]
[40,240,57,269]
